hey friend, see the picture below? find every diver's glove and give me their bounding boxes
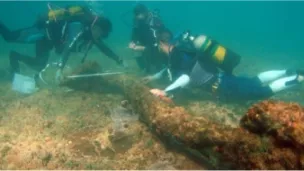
[149,89,174,103]
[142,76,154,84]
[117,59,128,69]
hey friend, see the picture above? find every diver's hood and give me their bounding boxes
[169,31,196,53]
[134,18,149,28]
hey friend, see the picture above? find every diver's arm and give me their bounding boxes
[129,27,146,52]
[58,22,85,70]
[164,74,190,93]
[150,68,167,81]
[59,31,84,70]
[150,74,190,97]
[143,68,167,84]
[129,42,146,52]
[0,22,43,43]
[56,46,72,82]
[95,41,123,64]
[0,22,18,42]
[133,45,146,51]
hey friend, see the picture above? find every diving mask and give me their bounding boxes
[181,30,195,42]
[168,31,196,52]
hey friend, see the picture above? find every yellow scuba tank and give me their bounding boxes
[48,6,86,22]
[193,35,241,73]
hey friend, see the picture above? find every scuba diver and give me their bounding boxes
[0,4,124,82]
[147,28,304,103]
[172,30,241,75]
[127,3,166,74]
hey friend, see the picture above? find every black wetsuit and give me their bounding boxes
[0,7,121,74]
[131,16,165,73]
[0,21,55,72]
[168,47,198,80]
[168,46,274,102]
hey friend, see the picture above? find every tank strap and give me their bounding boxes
[200,38,212,52]
[210,73,223,97]
[68,31,84,49]
[204,40,216,55]
[91,15,98,28]
[61,21,67,39]
[45,28,51,40]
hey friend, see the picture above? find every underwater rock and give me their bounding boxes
[122,77,304,169]
[107,105,139,153]
[108,132,136,154]
[63,62,304,169]
[109,105,138,134]
[241,100,304,148]
[220,100,304,170]
[120,100,133,112]
[59,61,105,91]
[146,161,176,170]
[59,61,123,94]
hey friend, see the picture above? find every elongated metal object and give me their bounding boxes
[66,72,124,79]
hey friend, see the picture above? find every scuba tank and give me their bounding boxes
[168,31,197,54]
[48,6,87,22]
[181,31,241,74]
[44,4,98,42]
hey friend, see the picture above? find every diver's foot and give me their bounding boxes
[295,69,304,82]
[297,75,304,82]
[296,69,304,76]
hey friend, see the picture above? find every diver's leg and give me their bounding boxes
[244,73,303,100]
[217,75,273,102]
[268,74,304,93]
[142,47,152,73]
[9,51,26,73]
[0,21,45,43]
[0,21,20,42]
[32,38,53,72]
[256,70,289,84]
[9,39,52,73]
[219,72,303,102]
[9,51,45,74]
[296,69,304,77]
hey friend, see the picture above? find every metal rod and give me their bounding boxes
[66,72,124,79]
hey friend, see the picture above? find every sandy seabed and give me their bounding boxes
[0,43,303,169]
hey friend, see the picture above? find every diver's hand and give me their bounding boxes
[142,76,154,84]
[128,42,136,49]
[150,89,173,103]
[128,42,145,52]
[150,89,167,97]
[117,59,128,69]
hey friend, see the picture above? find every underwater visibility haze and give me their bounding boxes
[0,1,303,170]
